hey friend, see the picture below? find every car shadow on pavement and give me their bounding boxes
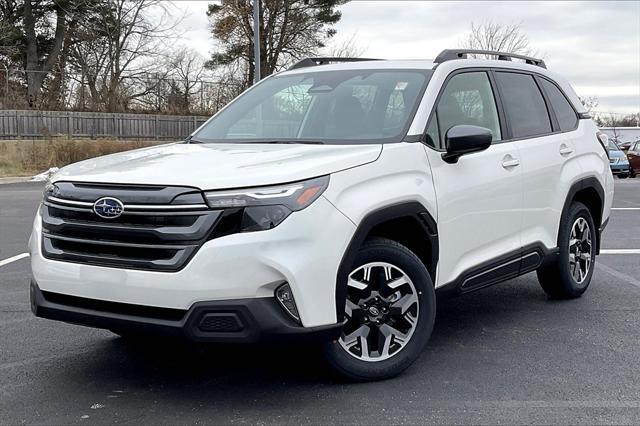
[60,274,563,391]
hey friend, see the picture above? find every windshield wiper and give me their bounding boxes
[184,135,205,144]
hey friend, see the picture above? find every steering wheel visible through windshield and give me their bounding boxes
[192,69,432,145]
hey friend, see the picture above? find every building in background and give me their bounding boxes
[600,127,640,145]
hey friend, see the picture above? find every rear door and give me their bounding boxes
[494,71,582,251]
[629,142,640,173]
[424,70,523,288]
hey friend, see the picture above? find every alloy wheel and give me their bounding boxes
[568,217,592,284]
[339,262,419,362]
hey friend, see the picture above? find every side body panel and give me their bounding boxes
[323,143,438,230]
[517,129,583,250]
[628,142,640,172]
[423,144,523,287]
[573,119,614,226]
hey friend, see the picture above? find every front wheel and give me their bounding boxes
[537,201,596,299]
[324,238,436,381]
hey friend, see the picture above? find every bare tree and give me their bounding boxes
[323,32,367,58]
[164,49,208,113]
[597,112,640,129]
[0,0,107,107]
[207,0,348,86]
[460,21,534,57]
[68,0,182,112]
[579,96,599,114]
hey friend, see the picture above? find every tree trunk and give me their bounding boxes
[23,0,68,108]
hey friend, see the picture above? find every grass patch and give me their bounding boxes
[0,138,164,177]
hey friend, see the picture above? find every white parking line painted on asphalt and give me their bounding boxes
[0,253,29,268]
[598,262,640,288]
[612,208,640,211]
[601,249,640,254]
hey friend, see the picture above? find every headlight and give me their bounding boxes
[204,176,329,232]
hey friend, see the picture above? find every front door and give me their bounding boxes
[424,70,523,288]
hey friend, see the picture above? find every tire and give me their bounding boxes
[618,173,629,179]
[537,201,597,299]
[324,237,436,381]
[630,168,636,178]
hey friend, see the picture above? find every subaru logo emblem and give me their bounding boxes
[93,197,124,219]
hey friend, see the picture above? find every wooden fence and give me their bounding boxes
[0,110,210,140]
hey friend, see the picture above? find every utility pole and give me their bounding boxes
[253,0,261,84]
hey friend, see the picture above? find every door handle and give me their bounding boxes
[559,144,574,156]
[501,155,520,169]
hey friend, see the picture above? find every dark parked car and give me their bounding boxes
[627,140,640,178]
[618,140,634,151]
[608,140,630,178]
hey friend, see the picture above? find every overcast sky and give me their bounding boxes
[176,1,640,114]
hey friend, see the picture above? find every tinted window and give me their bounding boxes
[496,72,552,138]
[193,70,430,144]
[425,116,439,147]
[540,78,578,131]
[436,72,501,145]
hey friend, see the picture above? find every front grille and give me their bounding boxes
[41,181,221,271]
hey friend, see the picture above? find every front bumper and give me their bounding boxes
[30,196,356,328]
[30,280,341,343]
[610,164,630,174]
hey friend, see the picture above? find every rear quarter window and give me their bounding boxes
[539,78,578,131]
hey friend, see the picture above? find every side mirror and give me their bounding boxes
[441,125,493,164]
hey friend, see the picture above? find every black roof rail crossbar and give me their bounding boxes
[434,49,546,69]
[289,57,383,70]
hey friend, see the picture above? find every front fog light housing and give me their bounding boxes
[275,283,300,323]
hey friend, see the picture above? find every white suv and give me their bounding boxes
[29,50,614,381]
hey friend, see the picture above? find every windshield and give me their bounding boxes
[192,69,431,144]
[608,140,621,151]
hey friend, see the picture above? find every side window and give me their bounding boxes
[539,78,578,131]
[495,72,552,138]
[436,72,501,145]
[425,115,440,147]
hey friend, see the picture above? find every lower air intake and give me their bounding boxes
[198,313,244,332]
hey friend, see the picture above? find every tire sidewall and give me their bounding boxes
[557,202,597,295]
[325,239,436,381]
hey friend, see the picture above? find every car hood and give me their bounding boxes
[609,150,627,159]
[52,142,382,190]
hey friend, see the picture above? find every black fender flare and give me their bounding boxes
[334,201,438,322]
[560,176,605,253]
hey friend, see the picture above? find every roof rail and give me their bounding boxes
[434,49,546,69]
[288,57,383,70]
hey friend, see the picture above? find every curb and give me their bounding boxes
[0,176,37,185]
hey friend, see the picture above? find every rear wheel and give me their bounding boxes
[537,202,596,299]
[324,238,435,381]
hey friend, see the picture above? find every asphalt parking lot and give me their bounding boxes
[1,179,640,425]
